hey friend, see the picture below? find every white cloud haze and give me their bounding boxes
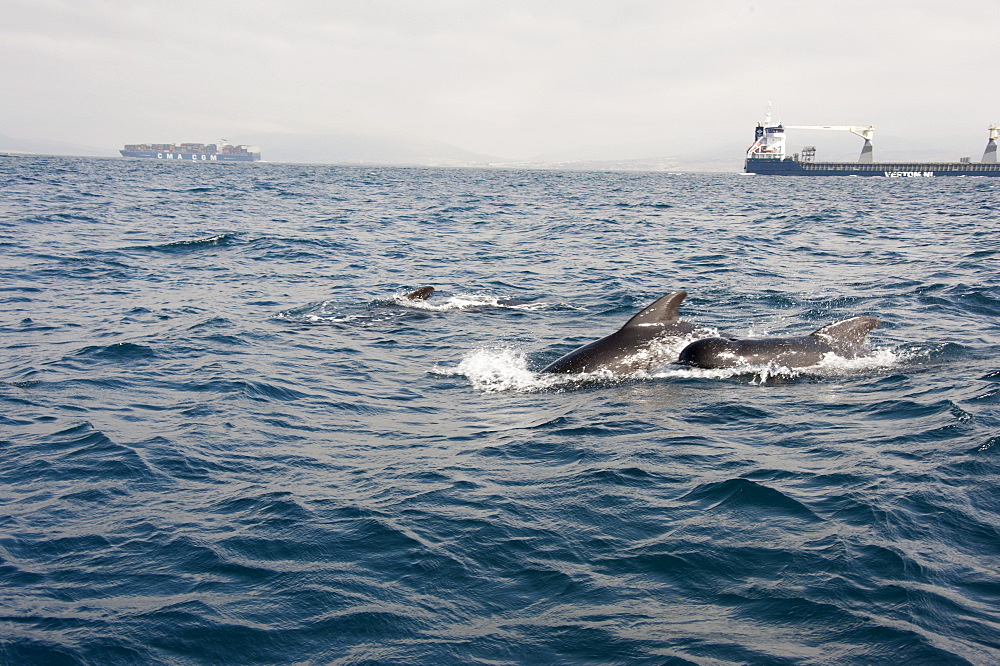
[2,0,998,162]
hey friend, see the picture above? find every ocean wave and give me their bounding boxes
[1,422,161,485]
[73,342,159,362]
[130,233,240,253]
[4,159,999,664]
[183,377,309,402]
[680,477,825,522]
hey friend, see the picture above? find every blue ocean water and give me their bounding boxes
[1,155,998,665]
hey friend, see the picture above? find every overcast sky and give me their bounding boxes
[3,0,999,160]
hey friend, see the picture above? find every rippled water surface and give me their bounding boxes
[2,156,999,664]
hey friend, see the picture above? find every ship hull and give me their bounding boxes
[746,157,1000,177]
[119,150,259,162]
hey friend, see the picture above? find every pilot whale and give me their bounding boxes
[400,286,435,301]
[677,316,880,369]
[396,286,530,307]
[542,290,721,374]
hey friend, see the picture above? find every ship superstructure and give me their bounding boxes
[744,110,1000,177]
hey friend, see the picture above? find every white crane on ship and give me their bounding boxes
[984,125,999,163]
[785,125,876,163]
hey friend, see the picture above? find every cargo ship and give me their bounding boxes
[120,139,260,162]
[744,111,1000,177]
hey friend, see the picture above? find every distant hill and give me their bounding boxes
[0,133,116,157]
[235,131,504,166]
[0,130,503,166]
[524,138,745,173]
[0,127,744,171]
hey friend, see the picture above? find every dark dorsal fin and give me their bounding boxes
[811,316,881,347]
[403,286,435,301]
[622,290,687,328]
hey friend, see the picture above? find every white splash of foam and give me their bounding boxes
[438,347,630,393]
[437,347,548,393]
[395,291,550,312]
[809,345,908,375]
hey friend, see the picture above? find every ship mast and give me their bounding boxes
[746,104,787,160]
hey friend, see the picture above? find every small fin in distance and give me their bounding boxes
[622,290,687,328]
[402,286,435,301]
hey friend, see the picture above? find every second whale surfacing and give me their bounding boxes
[677,316,881,369]
[542,290,721,375]
[400,286,435,301]
[396,286,532,308]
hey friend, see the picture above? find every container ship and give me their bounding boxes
[120,139,260,162]
[744,111,1000,177]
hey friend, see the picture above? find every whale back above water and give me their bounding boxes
[542,290,717,374]
[402,286,435,301]
[678,316,881,369]
[397,285,532,308]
